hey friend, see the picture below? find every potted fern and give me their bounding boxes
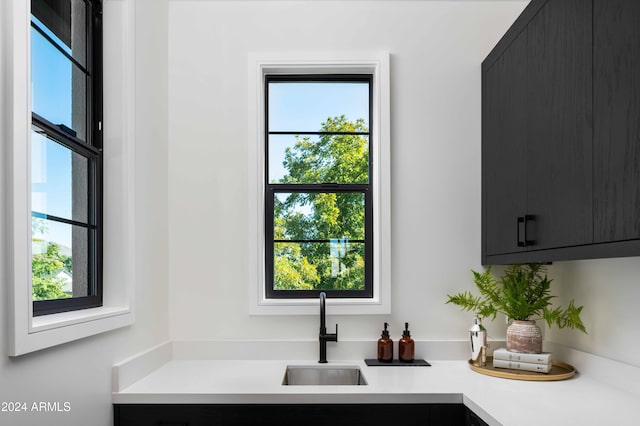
[447,264,586,353]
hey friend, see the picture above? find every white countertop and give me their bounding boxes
[112,341,640,426]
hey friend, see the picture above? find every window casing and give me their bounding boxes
[248,52,390,315]
[265,75,374,299]
[7,0,133,357]
[30,0,103,316]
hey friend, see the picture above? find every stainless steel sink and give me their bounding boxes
[282,365,367,386]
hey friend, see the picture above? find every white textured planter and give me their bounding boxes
[506,320,542,354]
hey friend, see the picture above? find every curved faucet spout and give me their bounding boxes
[319,291,327,332]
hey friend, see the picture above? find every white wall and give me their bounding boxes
[166,1,640,370]
[167,1,528,344]
[547,258,640,368]
[0,1,169,425]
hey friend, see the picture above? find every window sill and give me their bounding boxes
[9,307,135,356]
[31,306,133,333]
[249,294,390,316]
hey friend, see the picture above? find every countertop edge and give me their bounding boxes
[111,392,464,405]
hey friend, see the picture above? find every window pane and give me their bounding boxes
[31,0,87,67]
[268,81,369,132]
[31,128,89,223]
[275,192,365,241]
[274,241,365,291]
[32,218,91,301]
[268,133,369,184]
[31,26,87,140]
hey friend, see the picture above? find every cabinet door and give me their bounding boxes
[430,404,465,426]
[594,0,640,243]
[526,0,593,250]
[483,30,528,258]
[114,405,223,426]
[465,407,489,426]
[222,404,430,426]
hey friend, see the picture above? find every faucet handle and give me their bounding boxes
[326,323,338,342]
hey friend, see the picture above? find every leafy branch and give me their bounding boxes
[446,264,587,333]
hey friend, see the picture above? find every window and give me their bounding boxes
[30,0,102,316]
[248,52,390,314]
[7,0,132,356]
[265,75,373,299]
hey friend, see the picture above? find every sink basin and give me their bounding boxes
[282,365,367,386]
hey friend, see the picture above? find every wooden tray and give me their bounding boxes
[469,356,576,381]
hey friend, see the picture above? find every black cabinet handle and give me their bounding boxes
[517,215,536,247]
[516,216,527,247]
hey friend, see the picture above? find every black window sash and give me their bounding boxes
[265,186,373,299]
[263,74,374,299]
[31,118,103,317]
[31,0,103,316]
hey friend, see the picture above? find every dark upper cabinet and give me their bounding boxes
[482,0,640,264]
[526,0,593,251]
[483,30,528,257]
[593,0,640,243]
[482,0,592,262]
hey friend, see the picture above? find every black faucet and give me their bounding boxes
[318,292,338,363]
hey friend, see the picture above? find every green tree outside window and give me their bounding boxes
[274,116,368,291]
[32,218,72,301]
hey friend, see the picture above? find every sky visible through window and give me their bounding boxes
[268,81,369,183]
[31,15,74,249]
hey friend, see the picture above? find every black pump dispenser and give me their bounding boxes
[402,322,411,337]
[381,322,390,338]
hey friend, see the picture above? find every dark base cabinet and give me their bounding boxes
[465,406,489,426]
[114,404,222,426]
[114,403,476,426]
[223,404,426,426]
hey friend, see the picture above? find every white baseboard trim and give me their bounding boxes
[112,340,173,392]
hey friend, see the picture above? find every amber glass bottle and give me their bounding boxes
[398,322,415,363]
[377,322,393,362]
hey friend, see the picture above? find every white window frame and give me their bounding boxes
[247,52,391,315]
[5,0,136,356]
